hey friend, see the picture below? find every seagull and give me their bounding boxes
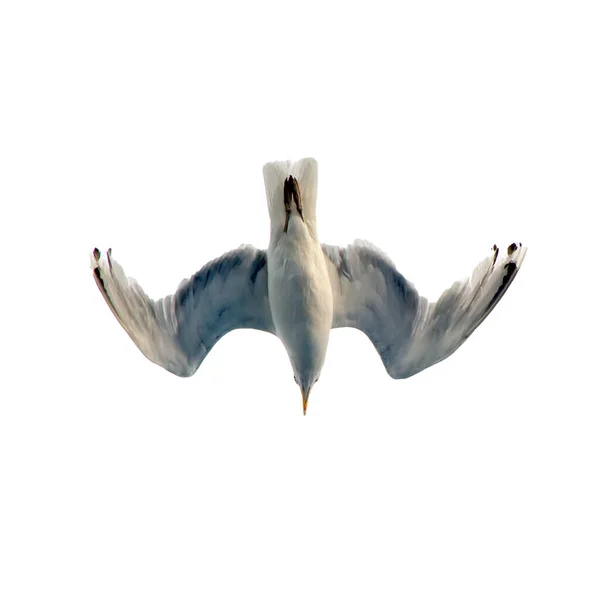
[91,157,526,414]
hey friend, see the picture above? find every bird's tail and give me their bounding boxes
[263,158,318,232]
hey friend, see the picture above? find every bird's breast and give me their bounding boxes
[267,239,333,363]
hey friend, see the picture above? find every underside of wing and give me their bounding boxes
[91,246,274,377]
[323,241,526,379]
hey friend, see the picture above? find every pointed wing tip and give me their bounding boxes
[481,242,527,314]
[90,247,117,271]
[90,247,101,269]
[491,242,527,268]
[504,241,527,269]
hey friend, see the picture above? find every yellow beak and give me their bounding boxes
[301,386,311,416]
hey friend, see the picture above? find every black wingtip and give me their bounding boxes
[93,248,101,261]
[491,244,499,267]
[92,264,126,328]
[485,260,519,312]
[93,266,106,294]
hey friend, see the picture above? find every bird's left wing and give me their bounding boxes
[91,246,275,377]
[322,240,526,379]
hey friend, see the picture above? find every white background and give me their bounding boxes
[1,1,598,598]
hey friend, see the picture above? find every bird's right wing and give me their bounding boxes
[91,246,275,377]
[322,240,526,379]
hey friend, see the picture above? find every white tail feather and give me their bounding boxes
[263,158,318,234]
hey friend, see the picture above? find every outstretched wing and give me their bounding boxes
[322,240,526,379]
[91,246,275,377]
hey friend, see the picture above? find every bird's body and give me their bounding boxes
[91,157,527,413]
[268,214,333,402]
[264,160,333,403]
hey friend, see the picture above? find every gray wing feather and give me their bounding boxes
[91,246,274,377]
[322,240,526,379]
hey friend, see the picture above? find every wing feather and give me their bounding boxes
[322,241,526,379]
[91,246,274,377]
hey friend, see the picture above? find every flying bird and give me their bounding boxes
[91,158,526,414]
